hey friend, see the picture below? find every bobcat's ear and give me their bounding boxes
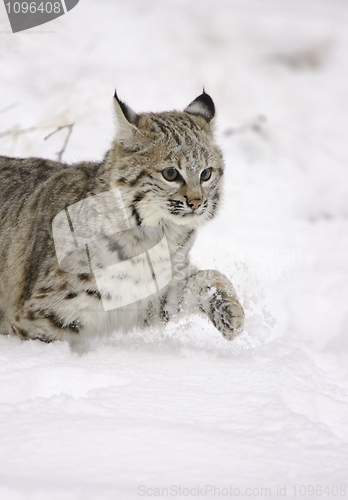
[113,90,146,146]
[184,91,215,124]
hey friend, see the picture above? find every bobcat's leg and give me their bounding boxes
[178,270,244,340]
[9,306,82,343]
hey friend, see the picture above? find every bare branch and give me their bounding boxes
[0,102,18,116]
[0,126,39,139]
[44,123,74,162]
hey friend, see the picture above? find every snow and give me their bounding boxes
[1,0,348,498]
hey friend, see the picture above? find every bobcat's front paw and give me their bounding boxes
[208,289,245,340]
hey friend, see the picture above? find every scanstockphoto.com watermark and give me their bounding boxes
[52,188,173,312]
[3,0,79,33]
[138,484,347,497]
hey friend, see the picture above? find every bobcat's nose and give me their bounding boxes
[187,198,203,210]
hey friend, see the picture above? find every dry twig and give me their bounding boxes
[44,123,74,162]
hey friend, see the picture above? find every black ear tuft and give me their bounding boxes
[184,91,215,123]
[114,89,139,126]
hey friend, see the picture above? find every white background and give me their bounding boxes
[0,1,348,498]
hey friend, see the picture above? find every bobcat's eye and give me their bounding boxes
[162,168,178,181]
[200,168,212,182]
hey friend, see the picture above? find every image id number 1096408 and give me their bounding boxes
[5,2,62,13]
[3,0,79,33]
[292,485,346,496]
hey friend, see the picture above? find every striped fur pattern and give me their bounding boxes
[0,92,244,346]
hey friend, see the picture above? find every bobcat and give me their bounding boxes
[0,91,244,346]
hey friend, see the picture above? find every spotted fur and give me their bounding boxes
[0,91,244,345]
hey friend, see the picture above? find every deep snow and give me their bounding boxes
[1,0,348,498]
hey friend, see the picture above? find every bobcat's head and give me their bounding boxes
[109,91,224,229]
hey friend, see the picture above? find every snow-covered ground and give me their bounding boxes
[1,0,348,498]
